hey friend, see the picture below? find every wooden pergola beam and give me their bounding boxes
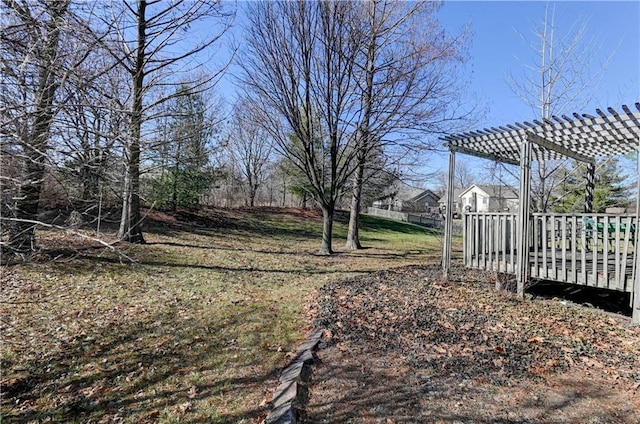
[448,144,519,166]
[516,136,533,296]
[634,139,640,325]
[526,132,595,165]
[585,163,595,213]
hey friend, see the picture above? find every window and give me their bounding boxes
[482,197,488,205]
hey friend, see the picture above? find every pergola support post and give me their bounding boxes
[585,163,595,213]
[442,150,455,281]
[633,142,640,325]
[516,136,533,297]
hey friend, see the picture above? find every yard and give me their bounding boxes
[310,265,640,423]
[1,207,442,423]
[2,207,639,423]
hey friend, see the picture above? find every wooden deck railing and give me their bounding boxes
[463,212,637,293]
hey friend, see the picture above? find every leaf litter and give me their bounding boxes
[309,264,640,423]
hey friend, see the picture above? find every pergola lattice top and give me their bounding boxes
[442,103,640,165]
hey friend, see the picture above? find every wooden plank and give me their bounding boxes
[532,216,540,278]
[497,214,503,272]
[469,214,475,268]
[634,146,640,325]
[561,216,567,281]
[550,215,557,280]
[442,151,455,280]
[592,215,598,287]
[516,138,532,296]
[611,215,617,290]
[487,215,495,270]
[527,132,595,165]
[581,216,588,286]
[619,215,631,291]
[571,216,578,284]
[448,144,520,166]
[480,215,485,270]
[510,214,516,273]
[483,215,489,270]
[463,214,469,267]
[478,215,487,269]
[473,215,479,268]
[585,164,595,212]
[601,215,608,289]
[540,215,550,278]
[498,214,504,272]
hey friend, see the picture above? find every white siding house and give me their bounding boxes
[459,184,519,213]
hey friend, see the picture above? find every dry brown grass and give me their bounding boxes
[1,208,444,423]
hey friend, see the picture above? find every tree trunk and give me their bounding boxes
[81,157,100,202]
[345,160,365,250]
[117,162,145,246]
[319,204,334,255]
[117,0,146,243]
[12,159,45,252]
[345,23,375,250]
[9,0,70,252]
[537,159,547,212]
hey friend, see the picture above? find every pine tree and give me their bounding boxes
[149,85,216,211]
[552,157,631,213]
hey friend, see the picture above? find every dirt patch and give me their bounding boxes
[308,265,640,423]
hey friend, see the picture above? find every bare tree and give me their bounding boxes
[506,3,613,212]
[227,98,275,207]
[96,0,234,242]
[339,0,471,249]
[239,0,364,254]
[56,50,129,205]
[435,158,478,195]
[0,0,90,252]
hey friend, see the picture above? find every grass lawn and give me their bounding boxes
[1,207,446,423]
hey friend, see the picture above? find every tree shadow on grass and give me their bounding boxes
[2,305,282,423]
[29,253,374,279]
[307,345,638,423]
[143,211,321,241]
[144,241,323,257]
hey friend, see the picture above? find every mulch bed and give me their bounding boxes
[307,265,640,423]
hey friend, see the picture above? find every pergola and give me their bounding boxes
[440,103,640,324]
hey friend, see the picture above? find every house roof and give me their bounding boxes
[375,181,428,203]
[441,104,640,166]
[438,189,462,203]
[410,189,439,204]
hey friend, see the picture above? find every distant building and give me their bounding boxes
[438,189,463,218]
[372,182,439,213]
[459,184,519,213]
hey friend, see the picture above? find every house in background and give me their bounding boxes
[459,184,519,213]
[438,189,462,217]
[372,182,439,213]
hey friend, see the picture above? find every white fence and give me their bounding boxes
[365,207,462,233]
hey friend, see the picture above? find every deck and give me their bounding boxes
[463,213,637,294]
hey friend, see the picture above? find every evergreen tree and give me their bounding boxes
[552,157,631,213]
[593,158,632,212]
[148,85,216,211]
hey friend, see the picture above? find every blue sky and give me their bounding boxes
[437,0,639,126]
[215,1,639,185]
[221,1,639,126]
[426,0,640,182]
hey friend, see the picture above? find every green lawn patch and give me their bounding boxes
[1,207,444,423]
